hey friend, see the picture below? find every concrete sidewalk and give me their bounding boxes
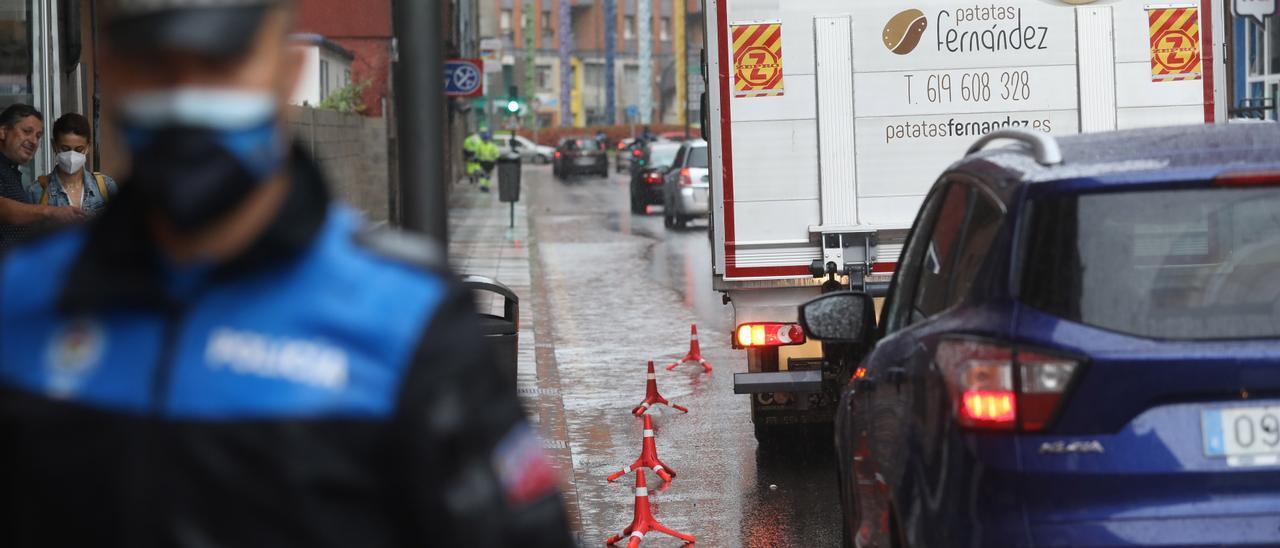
[448,185,532,362]
[446,177,583,539]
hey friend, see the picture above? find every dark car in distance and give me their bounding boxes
[630,141,682,214]
[616,137,639,173]
[799,124,1280,548]
[553,137,607,179]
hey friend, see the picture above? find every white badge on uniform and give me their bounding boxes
[45,317,106,398]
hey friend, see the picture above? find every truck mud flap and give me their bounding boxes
[733,370,823,394]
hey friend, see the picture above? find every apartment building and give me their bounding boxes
[484,0,704,128]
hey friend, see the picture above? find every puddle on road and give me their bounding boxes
[528,166,841,546]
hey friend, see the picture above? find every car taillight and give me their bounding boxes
[936,339,1079,432]
[963,390,1015,425]
[554,151,561,158]
[735,323,805,348]
[679,168,693,187]
[617,142,626,150]
[1214,171,1280,187]
[645,172,663,184]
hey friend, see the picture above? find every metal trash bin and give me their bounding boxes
[497,153,522,203]
[463,275,520,382]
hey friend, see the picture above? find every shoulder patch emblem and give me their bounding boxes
[492,423,560,506]
[45,317,106,398]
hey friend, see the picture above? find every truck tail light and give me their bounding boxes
[735,323,805,348]
[936,339,1080,432]
[1214,171,1280,187]
[645,172,663,184]
[679,168,693,187]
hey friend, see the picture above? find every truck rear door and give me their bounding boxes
[703,0,1225,283]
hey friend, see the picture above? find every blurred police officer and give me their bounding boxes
[0,1,573,547]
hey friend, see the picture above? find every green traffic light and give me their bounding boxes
[506,100,520,113]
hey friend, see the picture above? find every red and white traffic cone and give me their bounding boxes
[605,470,696,547]
[666,324,712,373]
[607,414,676,484]
[632,361,689,416]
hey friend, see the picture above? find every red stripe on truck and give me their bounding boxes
[717,2,808,279]
[1200,0,1215,123]
[871,262,897,275]
[716,1,737,275]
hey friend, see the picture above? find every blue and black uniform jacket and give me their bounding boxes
[0,151,572,547]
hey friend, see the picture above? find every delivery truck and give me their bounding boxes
[700,0,1229,441]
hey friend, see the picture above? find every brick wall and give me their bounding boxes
[330,38,393,117]
[288,106,392,223]
[294,0,393,116]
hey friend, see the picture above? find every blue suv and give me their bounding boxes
[801,124,1280,547]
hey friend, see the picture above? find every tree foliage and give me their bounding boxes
[318,78,371,114]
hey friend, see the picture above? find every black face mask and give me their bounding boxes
[119,88,287,234]
[127,127,267,233]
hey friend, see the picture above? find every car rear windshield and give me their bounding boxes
[687,147,708,168]
[1022,185,1280,340]
[649,145,680,167]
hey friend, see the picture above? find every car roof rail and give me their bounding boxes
[966,128,1063,166]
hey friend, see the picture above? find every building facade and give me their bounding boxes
[294,0,394,117]
[290,33,355,108]
[483,0,704,129]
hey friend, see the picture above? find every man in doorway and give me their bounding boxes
[0,104,85,249]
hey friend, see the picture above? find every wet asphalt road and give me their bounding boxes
[524,161,842,547]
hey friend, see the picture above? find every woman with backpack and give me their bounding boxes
[33,113,117,217]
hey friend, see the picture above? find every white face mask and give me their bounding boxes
[56,150,86,175]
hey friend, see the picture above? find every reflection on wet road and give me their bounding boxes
[525,164,841,546]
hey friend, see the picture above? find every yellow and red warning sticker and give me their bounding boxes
[1148,5,1202,82]
[732,22,784,98]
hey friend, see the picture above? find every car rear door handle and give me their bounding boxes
[887,366,907,388]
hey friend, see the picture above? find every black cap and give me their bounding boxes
[104,0,283,58]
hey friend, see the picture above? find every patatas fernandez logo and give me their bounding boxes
[883,9,928,55]
[884,5,1052,57]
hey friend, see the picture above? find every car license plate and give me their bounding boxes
[1202,406,1280,466]
[575,157,596,166]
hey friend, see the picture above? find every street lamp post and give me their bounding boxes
[392,0,448,242]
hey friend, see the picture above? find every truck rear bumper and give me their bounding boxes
[733,370,823,394]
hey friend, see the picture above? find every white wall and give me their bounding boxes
[290,43,352,107]
[319,48,353,100]
[291,44,322,106]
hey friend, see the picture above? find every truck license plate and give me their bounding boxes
[1202,406,1280,466]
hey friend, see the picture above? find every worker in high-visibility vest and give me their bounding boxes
[474,131,501,193]
[463,129,485,187]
